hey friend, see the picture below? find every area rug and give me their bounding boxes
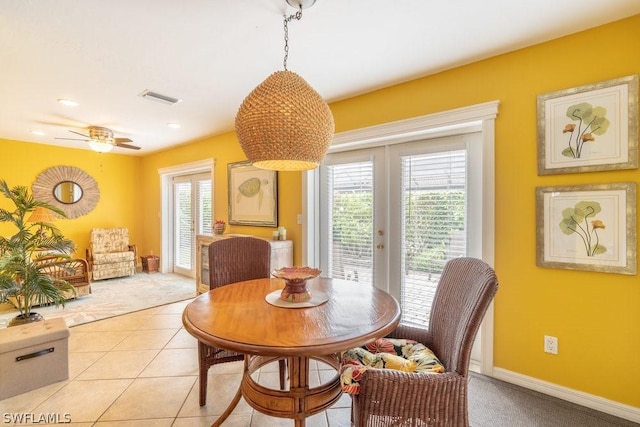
[0,273,196,328]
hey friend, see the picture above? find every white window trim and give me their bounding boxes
[302,100,499,374]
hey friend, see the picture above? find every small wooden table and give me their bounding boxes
[182,277,401,427]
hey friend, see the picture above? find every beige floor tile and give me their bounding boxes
[98,376,195,421]
[250,411,295,426]
[173,414,249,427]
[137,313,185,330]
[156,300,191,314]
[69,331,132,352]
[326,407,352,427]
[76,350,160,380]
[71,312,155,332]
[112,329,179,351]
[68,351,107,379]
[139,348,199,377]
[32,379,133,423]
[306,411,330,427]
[94,418,174,426]
[178,373,252,417]
[165,328,198,349]
[0,381,68,413]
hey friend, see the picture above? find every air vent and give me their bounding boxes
[138,89,182,105]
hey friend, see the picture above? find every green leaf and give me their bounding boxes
[574,201,602,217]
[592,244,607,255]
[590,109,610,135]
[559,216,578,235]
[561,147,576,158]
[566,102,593,121]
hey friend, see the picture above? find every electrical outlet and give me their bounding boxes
[544,335,558,354]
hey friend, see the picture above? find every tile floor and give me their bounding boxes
[0,300,352,426]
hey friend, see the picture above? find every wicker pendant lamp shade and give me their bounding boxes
[235,1,333,171]
[235,70,334,171]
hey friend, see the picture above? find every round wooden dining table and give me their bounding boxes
[182,276,401,427]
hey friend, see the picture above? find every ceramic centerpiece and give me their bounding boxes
[272,266,321,303]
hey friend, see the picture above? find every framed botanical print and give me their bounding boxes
[537,75,638,175]
[536,183,636,275]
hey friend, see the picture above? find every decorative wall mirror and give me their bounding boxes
[32,166,100,218]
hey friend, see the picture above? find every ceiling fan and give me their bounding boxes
[55,126,140,152]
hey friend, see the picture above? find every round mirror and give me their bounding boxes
[32,166,100,219]
[53,181,84,204]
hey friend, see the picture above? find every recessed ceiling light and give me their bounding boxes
[31,130,46,136]
[57,98,79,107]
[167,123,181,129]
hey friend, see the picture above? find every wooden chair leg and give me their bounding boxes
[278,359,287,390]
[198,341,208,406]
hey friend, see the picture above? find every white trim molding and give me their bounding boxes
[493,368,640,423]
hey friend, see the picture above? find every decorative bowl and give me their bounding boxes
[272,266,321,282]
[273,267,321,303]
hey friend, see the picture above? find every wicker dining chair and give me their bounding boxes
[349,257,499,426]
[197,236,286,407]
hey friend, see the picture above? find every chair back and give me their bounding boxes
[89,228,131,253]
[427,257,498,376]
[209,237,271,288]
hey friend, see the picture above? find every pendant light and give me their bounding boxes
[235,0,334,171]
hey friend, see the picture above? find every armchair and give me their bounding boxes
[341,257,499,427]
[86,228,137,281]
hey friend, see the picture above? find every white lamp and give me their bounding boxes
[88,140,114,153]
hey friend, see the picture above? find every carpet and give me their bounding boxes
[0,273,196,329]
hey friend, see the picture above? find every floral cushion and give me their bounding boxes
[340,338,445,395]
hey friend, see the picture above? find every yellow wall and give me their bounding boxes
[2,14,638,408]
[0,139,143,258]
[139,134,303,262]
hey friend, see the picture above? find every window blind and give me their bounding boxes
[324,161,374,285]
[401,149,467,327]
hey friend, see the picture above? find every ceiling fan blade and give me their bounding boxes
[115,143,141,150]
[69,130,90,138]
[55,137,89,141]
[114,137,133,143]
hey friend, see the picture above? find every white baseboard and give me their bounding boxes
[491,367,640,424]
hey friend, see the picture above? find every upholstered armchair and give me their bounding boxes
[86,228,137,281]
[341,257,499,427]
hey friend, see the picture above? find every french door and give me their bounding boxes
[172,173,212,277]
[320,132,482,328]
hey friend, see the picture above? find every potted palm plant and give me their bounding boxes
[0,180,76,326]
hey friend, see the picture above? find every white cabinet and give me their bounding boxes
[195,234,293,294]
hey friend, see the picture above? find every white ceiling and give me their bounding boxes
[1,0,639,155]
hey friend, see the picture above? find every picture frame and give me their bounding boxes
[228,161,278,227]
[537,75,638,175]
[536,183,636,275]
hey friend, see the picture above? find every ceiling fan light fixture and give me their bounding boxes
[88,140,114,153]
[234,1,334,172]
[57,98,78,107]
